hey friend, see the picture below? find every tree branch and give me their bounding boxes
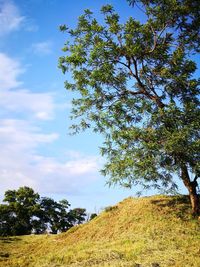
[149,23,168,53]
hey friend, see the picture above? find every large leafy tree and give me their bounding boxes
[59,2,200,214]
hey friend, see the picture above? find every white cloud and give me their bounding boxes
[0,89,55,120]
[0,52,98,198]
[32,41,53,55]
[0,15,99,197]
[0,52,24,90]
[0,0,25,36]
[0,119,100,195]
[0,53,55,120]
[0,119,58,151]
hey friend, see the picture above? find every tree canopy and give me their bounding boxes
[127,0,200,52]
[58,1,200,214]
[0,187,87,236]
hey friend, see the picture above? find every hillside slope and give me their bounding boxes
[0,195,200,267]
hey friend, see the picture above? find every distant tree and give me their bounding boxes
[59,2,200,214]
[0,204,14,236]
[0,187,40,236]
[40,197,71,234]
[56,199,73,232]
[67,208,87,227]
[0,187,87,236]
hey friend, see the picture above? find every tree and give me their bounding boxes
[0,187,87,236]
[0,187,41,235]
[0,204,14,236]
[58,3,200,214]
[67,208,87,226]
[40,197,71,234]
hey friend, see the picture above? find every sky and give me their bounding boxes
[0,0,188,213]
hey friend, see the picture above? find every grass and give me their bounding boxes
[0,195,200,267]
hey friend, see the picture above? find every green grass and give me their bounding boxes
[1,195,200,267]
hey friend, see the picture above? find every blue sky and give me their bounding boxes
[0,0,188,212]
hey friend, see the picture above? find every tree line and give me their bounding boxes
[0,186,89,236]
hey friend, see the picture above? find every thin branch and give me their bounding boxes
[149,23,168,53]
[194,175,199,182]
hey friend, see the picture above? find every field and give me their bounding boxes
[0,195,200,267]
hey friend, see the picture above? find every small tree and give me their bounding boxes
[90,213,98,220]
[59,2,200,214]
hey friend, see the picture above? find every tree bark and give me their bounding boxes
[181,165,200,215]
[187,181,199,215]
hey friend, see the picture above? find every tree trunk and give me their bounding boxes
[187,181,200,215]
[181,165,200,215]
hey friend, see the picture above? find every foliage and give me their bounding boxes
[58,2,200,213]
[67,208,87,226]
[0,187,87,236]
[0,187,40,236]
[39,197,70,234]
[127,0,200,52]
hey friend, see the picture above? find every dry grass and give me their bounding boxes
[0,195,200,267]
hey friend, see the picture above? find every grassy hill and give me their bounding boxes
[0,195,200,267]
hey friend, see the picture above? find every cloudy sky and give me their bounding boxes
[1,0,143,212]
[0,0,189,212]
